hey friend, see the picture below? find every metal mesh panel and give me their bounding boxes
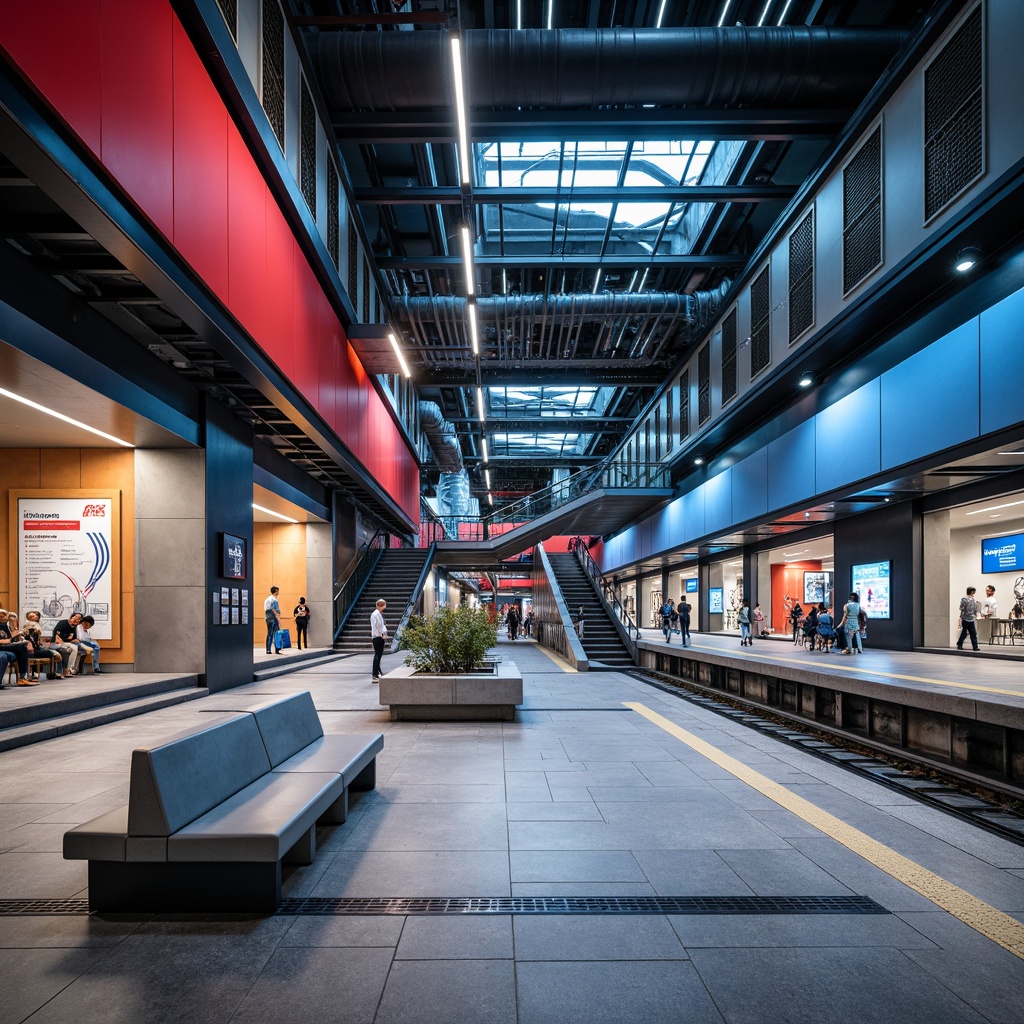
[348,220,358,303]
[721,308,737,405]
[788,209,814,341]
[697,347,710,425]
[327,160,339,269]
[678,369,689,440]
[363,262,372,322]
[261,1,285,149]
[299,81,317,218]
[749,266,771,378]
[843,127,882,293]
[925,6,983,220]
[215,0,237,41]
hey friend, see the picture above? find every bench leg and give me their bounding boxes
[88,860,282,913]
[350,758,376,791]
[321,789,348,825]
[283,823,316,866]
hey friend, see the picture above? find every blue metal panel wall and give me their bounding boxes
[731,447,768,524]
[681,485,706,542]
[880,319,979,469]
[767,420,816,512]
[980,288,1024,435]
[815,380,881,495]
[703,467,733,536]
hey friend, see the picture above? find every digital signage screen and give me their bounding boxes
[685,578,698,593]
[851,561,891,619]
[708,587,724,614]
[982,533,1024,574]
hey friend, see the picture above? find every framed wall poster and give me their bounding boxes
[241,606,249,625]
[709,587,724,614]
[851,561,891,619]
[803,571,833,606]
[14,491,121,642]
[220,605,230,625]
[220,532,247,580]
[231,588,240,606]
[221,587,229,605]
[241,590,249,607]
[231,607,240,625]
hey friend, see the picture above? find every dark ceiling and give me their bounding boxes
[285,0,945,504]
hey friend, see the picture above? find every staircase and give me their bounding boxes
[334,548,430,654]
[546,553,634,668]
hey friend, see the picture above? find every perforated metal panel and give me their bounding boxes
[678,369,689,440]
[925,5,983,221]
[697,346,710,425]
[363,261,372,322]
[749,266,770,377]
[788,209,814,342]
[843,127,882,294]
[347,220,358,301]
[261,1,285,149]
[327,160,340,269]
[721,308,737,405]
[215,0,237,41]
[299,81,317,218]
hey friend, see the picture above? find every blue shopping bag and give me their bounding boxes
[274,628,291,650]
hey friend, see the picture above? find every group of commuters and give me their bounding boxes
[791,594,866,654]
[503,604,532,640]
[262,587,311,654]
[0,608,101,686]
[659,596,693,647]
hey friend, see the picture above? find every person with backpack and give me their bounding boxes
[661,599,675,642]
[738,599,752,646]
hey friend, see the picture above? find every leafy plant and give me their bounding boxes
[400,606,498,673]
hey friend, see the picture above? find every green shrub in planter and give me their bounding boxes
[400,606,499,674]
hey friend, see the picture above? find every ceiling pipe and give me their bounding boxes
[418,400,464,473]
[310,27,911,113]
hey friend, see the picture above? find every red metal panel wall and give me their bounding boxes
[0,0,420,523]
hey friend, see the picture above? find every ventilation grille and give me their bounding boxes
[215,0,237,40]
[363,261,372,322]
[678,369,689,440]
[749,266,771,377]
[843,126,882,293]
[348,220,358,301]
[327,161,340,269]
[261,1,285,149]
[697,346,711,426]
[788,209,814,341]
[925,6,984,220]
[721,308,737,405]
[299,81,317,218]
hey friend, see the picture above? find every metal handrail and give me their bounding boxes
[333,529,388,641]
[573,539,643,652]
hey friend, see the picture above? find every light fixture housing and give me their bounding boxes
[450,36,471,186]
[252,502,299,523]
[388,332,411,378]
[798,369,814,388]
[955,246,982,273]
[467,302,479,355]
[0,387,135,447]
[460,224,475,296]
[693,455,705,466]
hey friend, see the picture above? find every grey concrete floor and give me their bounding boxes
[3,637,1024,1022]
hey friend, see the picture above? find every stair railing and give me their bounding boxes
[573,540,642,656]
[333,529,388,642]
[389,543,436,653]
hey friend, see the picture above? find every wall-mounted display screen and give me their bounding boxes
[803,571,833,607]
[851,561,891,619]
[708,587,724,614]
[982,533,1024,574]
[685,578,699,593]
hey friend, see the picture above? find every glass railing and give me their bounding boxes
[573,538,642,651]
[333,529,388,640]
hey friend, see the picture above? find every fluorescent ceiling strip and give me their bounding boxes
[388,333,411,377]
[252,503,298,523]
[516,0,522,29]
[547,0,553,29]
[776,0,794,24]
[450,36,471,186]
[482,438,489,462]
[0,387,135,447]
[485,469,492,489]
[468,303,480,355]
[477,386,486,422]
[965,499,1024,516]
[592,269,602,294]
[757,0,773,26]
[655,0,669,28]
[717,0,733,27]
[460,225,475,296]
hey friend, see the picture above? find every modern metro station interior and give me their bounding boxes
[4,1,1024,1020]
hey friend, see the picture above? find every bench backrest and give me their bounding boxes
[128,714,272,835]
[250,691,325,767]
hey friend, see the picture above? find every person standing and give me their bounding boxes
[293,597,310,650]
[507,604,520,640]
[789,601,804,644]
[738,599,752,646]
[661,598,674,641]
[575,605,585,639]
[753,602,765,639]
[838,592,863,655]
[264,586,281,654]
[370,598,388,683]
[956,586,981,652]
[678,595,692,647]
[982,585,998,618]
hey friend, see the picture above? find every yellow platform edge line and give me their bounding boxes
[534,644,578,673]
[624,700,1024,961]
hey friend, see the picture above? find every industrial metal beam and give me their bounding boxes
[353,185,797,205]
[379,253,748,270]
[449,416,632,432]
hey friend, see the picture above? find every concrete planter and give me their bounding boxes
[378,661,523,721]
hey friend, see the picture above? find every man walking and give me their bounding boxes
[956,586,981,652]
[370,598,388,683]
[264,586,281,654]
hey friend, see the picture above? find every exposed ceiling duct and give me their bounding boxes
[310,27,910,113]
[418,400,464,473]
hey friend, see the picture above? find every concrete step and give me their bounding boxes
[253,650,347,681]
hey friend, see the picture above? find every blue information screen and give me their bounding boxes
[685,578,698,593]
[982,533,1024,574]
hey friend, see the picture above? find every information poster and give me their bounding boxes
[708,587,724,614]
[18,496,117,641]
[852,561,891,619]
